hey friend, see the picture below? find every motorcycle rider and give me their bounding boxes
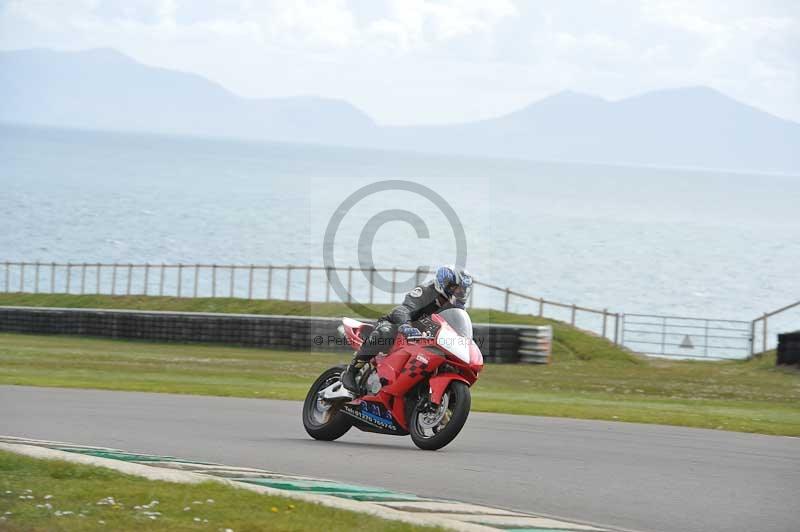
[340,265,473,393]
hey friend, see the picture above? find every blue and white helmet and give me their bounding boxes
[434,265,473,304]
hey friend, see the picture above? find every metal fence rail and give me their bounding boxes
[621,313,752,359]
[0,260,622,345]
[751,300,800,355]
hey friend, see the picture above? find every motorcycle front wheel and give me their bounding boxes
[302,365,353,441]
[409,381,471,450]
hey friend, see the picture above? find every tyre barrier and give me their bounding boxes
[518,326,553,364]
[0,306,552,364]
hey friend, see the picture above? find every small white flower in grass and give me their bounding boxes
[224,528,234,532]
[98,520,105,525]
[24,489,32,493]
[148,515,157,520]
[44,495,53,500]
[206,499,214,503]
[203,518,208,523]
[193,500,203,505]
[5,490,12,494]
[194,517,201,522]
[183,506,191,511]
[4,511,12,515]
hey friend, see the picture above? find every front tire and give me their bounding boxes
[410,381,471,450]
[302,365,352,441]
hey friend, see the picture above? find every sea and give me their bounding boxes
[1,123,799,350]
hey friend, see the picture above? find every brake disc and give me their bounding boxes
[418,392,450,430]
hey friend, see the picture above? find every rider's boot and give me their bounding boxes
[340,358,365,394]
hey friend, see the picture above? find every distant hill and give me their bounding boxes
[1,48,798,174]
[0,48,376,145]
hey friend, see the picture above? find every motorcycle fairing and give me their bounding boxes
[341,401,407,435]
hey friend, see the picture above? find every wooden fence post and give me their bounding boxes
[247,265,254,300]
[762,313,768,354]
[177,264,183,297]
[267,265,273,299]
[347,266,353,303]
[285,266,292,301]
[80,263,86,294]
[571,304,577,326]
[504,288,510,312]
[369,268,375,304]
[602,308,608,338]
[538,298,544,317]
[111,263,117,295]
[614,314,620,345]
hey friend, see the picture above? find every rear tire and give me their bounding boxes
[409,381,471,451]
[302,366,353,441]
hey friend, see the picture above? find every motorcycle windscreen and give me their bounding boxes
[436,308,473,339]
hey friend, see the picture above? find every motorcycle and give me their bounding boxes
[302,308,483,450]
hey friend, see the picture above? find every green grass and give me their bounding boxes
[1,333,798,436]
[0,293,634,363]
[0,450,442,532]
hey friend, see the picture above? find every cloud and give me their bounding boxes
[0,0,797,124]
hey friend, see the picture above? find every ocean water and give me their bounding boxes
[2,124,799,350]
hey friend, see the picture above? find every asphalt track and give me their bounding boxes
[2,386,798,532]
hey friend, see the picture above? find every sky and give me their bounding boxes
[1,0,798,125]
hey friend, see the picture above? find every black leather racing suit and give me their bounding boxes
[355,280,465,361]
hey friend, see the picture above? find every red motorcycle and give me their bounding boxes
[302,308,484,450]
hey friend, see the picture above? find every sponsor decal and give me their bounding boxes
[343,403,398,431]
[409,286,423,297]
[415,354,429,364]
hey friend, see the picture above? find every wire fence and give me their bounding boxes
[751,300,800,355]
[0,261,622,345]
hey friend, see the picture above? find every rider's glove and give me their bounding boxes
[398,324,422,338]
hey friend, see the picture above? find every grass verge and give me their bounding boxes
[1,333,798,436]
[0,449,441,532]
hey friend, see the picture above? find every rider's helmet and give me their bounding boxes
[434,265,473,305]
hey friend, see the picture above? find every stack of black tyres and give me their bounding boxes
[776,331,800,366]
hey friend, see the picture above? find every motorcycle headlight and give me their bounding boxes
[436,327,471,363]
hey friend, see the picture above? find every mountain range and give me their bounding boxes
[1,47,798,174]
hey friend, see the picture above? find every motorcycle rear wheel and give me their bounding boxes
[409,381,471,450]
[302,365,353,441]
